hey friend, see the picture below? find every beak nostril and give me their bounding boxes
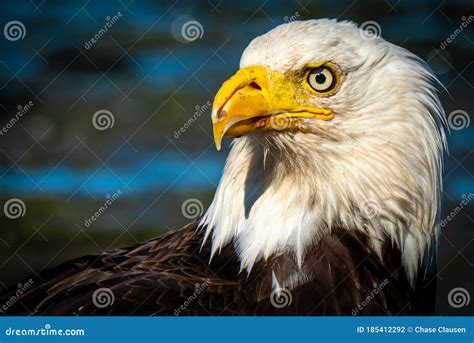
[217,109,226,121]
[249,82,262,90]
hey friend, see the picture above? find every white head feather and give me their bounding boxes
[200,19,447,284]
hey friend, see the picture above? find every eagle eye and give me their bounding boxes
[307,66,337,93]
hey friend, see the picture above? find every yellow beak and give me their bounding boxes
[211,66,334,150]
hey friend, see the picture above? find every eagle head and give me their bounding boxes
[201,19,447,283]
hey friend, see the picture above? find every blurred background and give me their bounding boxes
[0,0,472,315]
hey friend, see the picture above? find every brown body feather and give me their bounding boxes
[1,220,435,315]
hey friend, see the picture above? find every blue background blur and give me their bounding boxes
[0,0,472,315]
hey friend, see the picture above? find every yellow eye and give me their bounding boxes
[307,67,336,93]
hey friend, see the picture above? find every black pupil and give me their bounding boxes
[315,72,326,84]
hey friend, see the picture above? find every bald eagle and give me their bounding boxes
[1,19,446,316]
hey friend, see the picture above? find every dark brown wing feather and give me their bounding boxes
[0,220,435,315]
